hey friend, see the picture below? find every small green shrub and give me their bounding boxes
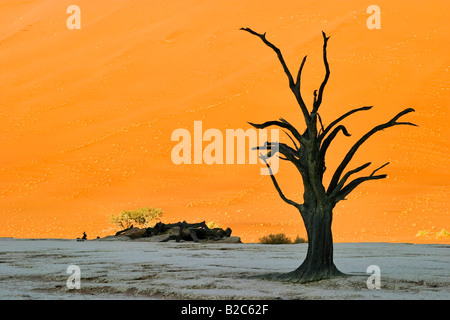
[436,229,450,238]
[259,233,307,244]
[110,207,163,230]
[259,233,292,244]
[415,230,430,237]
[206,221,221,229]
[293,235,307,243]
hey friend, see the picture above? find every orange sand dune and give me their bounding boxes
[0,0,448,243]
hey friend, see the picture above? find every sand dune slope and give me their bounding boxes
[0,1,448,242]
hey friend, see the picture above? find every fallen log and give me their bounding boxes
[143,221,233,242]
[102,221,239,243]
[115,225,134,236]
[143,221,208,238]
[160,226,232,242]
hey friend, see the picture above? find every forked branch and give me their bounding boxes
[327,108,417,194]
[283,130,300,151]
[253,141,305,174]
[240,27,310,125]
[318,125,351,177]
[253,141,298,161]
[260,154,302,209]
[333,162,390,202]
[319,125,351,160]
[295,55,308,94]
[248,119,306,145]
[329,162,372,198]
[312,31,330,113]
[319,106,373,141]
[239,28,294,85]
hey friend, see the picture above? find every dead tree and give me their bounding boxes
[115,225,133,236]
[143,221,233,242]
[143,221,209,237]
[240,27,417,283]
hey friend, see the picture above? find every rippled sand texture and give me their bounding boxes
[0,1,448,242]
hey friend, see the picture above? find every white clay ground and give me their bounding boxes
[0,239,448,299]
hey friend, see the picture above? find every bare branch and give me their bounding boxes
[327,108,416,194]
[393,122,418,127]
[255,141,306,175]
[279,118,307,145]
[320,106,373,141]
[312,31,330,113]
[317,113,325,135]
[240,27,311,125]
[334,174,387,202]
[320,125,351,156]
[283,130,299,151]
[370,162,390,176]
[248,119,305,145]
[240,28,295,87]
[328,162,371,198]
[253,141,298,160]
[295,55,308,90]
[334,162,391,201]
[318,125,351,177]
[260,154,302,209]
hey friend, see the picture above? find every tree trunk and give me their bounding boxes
[276,204,345,283]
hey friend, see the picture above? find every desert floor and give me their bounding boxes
[0,239,448,300]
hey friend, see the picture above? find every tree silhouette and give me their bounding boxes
[241,27,417,283]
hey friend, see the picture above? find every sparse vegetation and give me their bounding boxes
[206,221,221,229]
[416,229,449,238]
[260,233,291,244]
[110,207,163,230]
[416,230,430,237]
[293,235,307,243]
[436,229,450,238]
[259,233,307,244]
